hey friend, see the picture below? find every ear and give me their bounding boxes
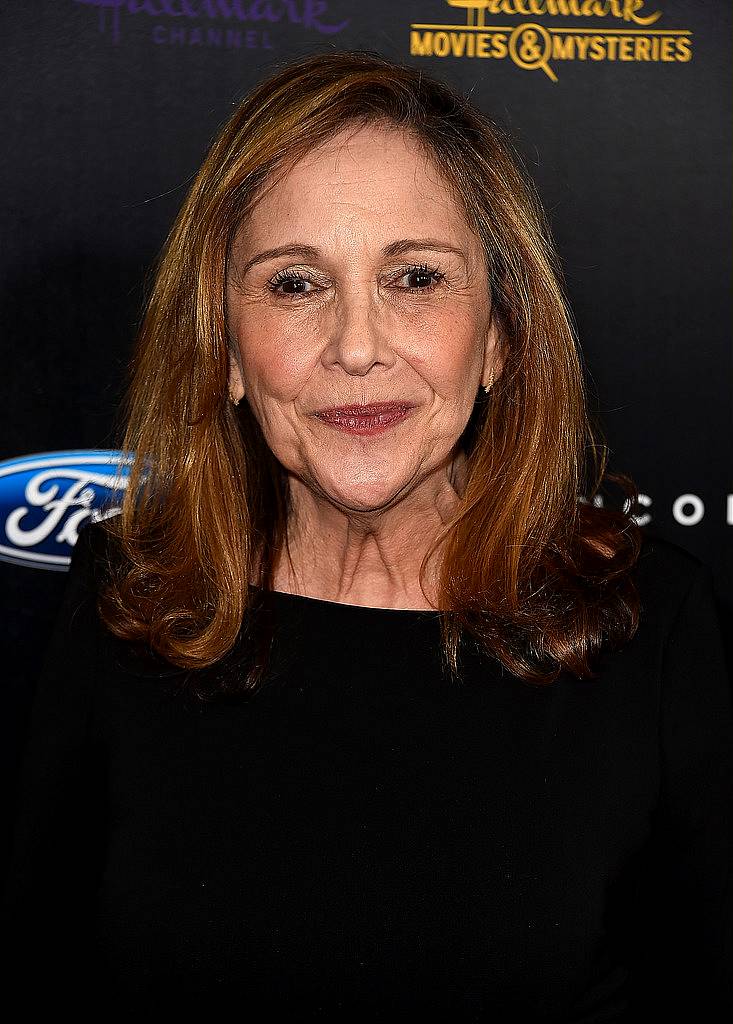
[481,316,504,390]
[228,347,245,402]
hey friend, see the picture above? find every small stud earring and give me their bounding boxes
[483,368,494,394]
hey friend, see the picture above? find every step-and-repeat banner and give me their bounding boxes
[2,0,730,841]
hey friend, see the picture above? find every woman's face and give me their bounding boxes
[226,123,500,514]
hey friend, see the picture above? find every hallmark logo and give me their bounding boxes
[410,0,691,81]
[75,0,350,50]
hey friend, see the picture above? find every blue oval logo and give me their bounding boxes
[0,450,133,570]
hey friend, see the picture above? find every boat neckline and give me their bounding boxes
[247,583,443,615]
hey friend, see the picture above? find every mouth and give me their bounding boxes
[313,401,415,436]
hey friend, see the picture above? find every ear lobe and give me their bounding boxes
[228,349,244,401]
[482,318,504,389]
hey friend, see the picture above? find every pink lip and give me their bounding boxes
[314,402,415,436]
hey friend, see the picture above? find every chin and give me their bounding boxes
[320,478,410,514]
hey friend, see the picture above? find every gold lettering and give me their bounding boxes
[551,34,575,58]
[676,37,692,61]
[492,1,523,12]
[413,2,686,76]
[478,0,664,23]
[449,32,468,56]
[492,32,509,57]
[580,1,609,14]
[544,1,574,14]
[625,0,662,26]
[476,31,492,55]
[574,34,592,58]
[410,30,433,56]
[433,31,450,56]
[589,35,605,58]
[660,36,676,60]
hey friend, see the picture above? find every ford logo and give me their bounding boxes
[0,450,133,570]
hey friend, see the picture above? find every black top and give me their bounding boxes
[3,520,733,1020]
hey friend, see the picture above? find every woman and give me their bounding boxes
[4,50,732,1019]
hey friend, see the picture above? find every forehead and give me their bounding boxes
[238,124,474,251]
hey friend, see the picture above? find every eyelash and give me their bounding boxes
[266,263,446,300]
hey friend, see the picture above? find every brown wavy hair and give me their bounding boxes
[98,48,643,700]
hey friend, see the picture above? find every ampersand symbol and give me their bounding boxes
[519,28,542,62]
[508,22,557,82]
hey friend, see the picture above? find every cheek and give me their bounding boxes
[231,301,483,409]
[234,314,317,402]
[409,319,483,397]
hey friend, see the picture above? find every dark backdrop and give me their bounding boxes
[2,0,731,861]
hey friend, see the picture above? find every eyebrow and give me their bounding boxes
[238,238,467,277]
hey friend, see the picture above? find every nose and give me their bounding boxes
[322,284,396,378]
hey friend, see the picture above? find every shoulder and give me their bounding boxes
[32,516,127,691]
[69,512,124,593]
[634,527,705,591]
[632,526,719,634]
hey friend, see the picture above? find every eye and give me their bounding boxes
[394,263,445,294]
[266,262,446,301]
[267,269,318,300]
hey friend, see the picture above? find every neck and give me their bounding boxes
[272,449,468,610]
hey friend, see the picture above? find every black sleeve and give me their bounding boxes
[2,522,108,1001]
[640,561,733,1015]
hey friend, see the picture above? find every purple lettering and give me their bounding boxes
[74,1,128,8]
[158,1,190,14]
[300,0,348,33]
[280,0,299,19]
[128,0,163,14]
[75,0,351,38]
[201,0,250,17]
[250,0,282,23]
